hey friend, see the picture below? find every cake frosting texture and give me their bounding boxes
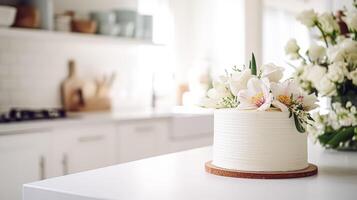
[212,109,308,172]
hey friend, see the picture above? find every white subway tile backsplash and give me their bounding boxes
[0,33,163,111]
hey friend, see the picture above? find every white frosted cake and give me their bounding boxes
[212,109,308,172]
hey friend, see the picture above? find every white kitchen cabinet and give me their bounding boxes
[0,130,52,200]
[168,136,213,153]
[168,114,213,153]
[51,124,117,176]
[117,119,169,163]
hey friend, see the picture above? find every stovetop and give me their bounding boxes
[0,108,67,123]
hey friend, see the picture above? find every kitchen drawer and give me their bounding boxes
[116,120,169,163]
[51,124,117,176]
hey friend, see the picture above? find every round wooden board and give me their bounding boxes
[205,161,318,179]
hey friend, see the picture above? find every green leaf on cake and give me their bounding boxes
[251,53,257,75]
[293,113,305,133]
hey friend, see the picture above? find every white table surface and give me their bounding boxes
[23,142,357,200]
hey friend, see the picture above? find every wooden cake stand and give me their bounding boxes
[205,161,318,179]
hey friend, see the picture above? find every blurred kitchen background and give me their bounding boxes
[0,0,354,199]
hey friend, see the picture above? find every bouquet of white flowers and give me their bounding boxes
[201,54,317,133]
[286,1,357,150]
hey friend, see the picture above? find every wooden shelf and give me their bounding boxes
[0,27,162,46]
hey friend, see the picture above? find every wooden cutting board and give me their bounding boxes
[61,60,112,112]
[61,60,85,111]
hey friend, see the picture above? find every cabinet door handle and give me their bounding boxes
[62,153,69,175]
[39,156,46,180]
[78,135,105,142]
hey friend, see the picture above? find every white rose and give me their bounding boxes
[298,64,312,80]
[349,69,357,86]
[228,69,253,96]
[345,10,357,32]
[326,62,346,83]
[260,63,284,82]
[327,38,357,64]
[307,44,326,62]
[285,39,300,59]
[316,76,337,96]
[327,45,343,63]
[328,111,341,130]
[339,113,354,127]
[340,39,357,65]
[318,12,339,33]
[306,65,327,88]
[296,9,317,27]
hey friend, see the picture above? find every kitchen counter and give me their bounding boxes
[0,107,213,135]
[23,142,357,200]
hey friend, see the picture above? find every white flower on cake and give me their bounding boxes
[285,39,300,59]
[202,78,232,108]
[298,93,318,111]
[307,44,326,62]
[271,80,318,112]
[260,63,284,82]
[229,69,253,96]
[270,80,299,112]
[236,78,273,111]
[207,80,231,100]
[296,9,317,27]
[198,97,221,109]
[201,53,317,133]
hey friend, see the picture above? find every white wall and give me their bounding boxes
[170,0,245,82]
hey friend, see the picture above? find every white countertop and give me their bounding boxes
[0,107,213,135]
[23,142,357,200]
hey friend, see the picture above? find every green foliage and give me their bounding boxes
[250,53,257,75]
[318,126,357,149]
[293,113,306,133]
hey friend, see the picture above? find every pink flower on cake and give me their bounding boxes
[271,80,300,111]
[271,79,318,111]
[237,77,273,111]
[295,92,318,111]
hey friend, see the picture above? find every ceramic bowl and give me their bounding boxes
[0,5,17,27]
[71,20,97,34]
[90,11,116,25]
